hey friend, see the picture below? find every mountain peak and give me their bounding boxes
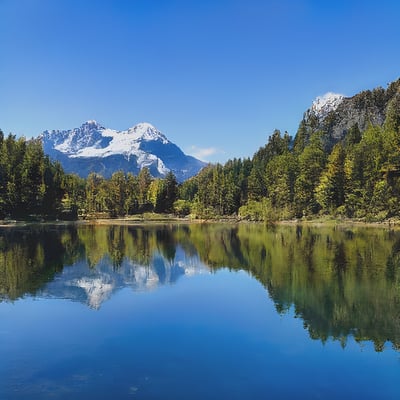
[310,92,345,121]
[300,79,400,144]
[135,122,156,130]
[39,120,206,181]
[127,122,168,143]
[81,120,104,130]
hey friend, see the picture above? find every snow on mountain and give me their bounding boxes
[309,92,345,121]
[40,121,206,181]
[45,121,165,158]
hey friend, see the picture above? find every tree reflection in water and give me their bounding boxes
[1,223,399,351]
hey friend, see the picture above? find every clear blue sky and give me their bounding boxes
[1,0,400,163]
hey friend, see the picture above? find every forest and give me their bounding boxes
[1,81,400,222]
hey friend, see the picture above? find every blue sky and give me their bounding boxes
[1,0,400,163]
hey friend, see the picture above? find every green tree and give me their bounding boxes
[137,167,153,212]
[294,132,327,216]
[264,152,298,218]
[148,178,165,213]
[20,139,46,214]
[163,171,178,212]
[106,171,127,217]
[41,159,64,217]
[62,173,86,216]
[315,142,346,213]
[344,124,362,147]
[86,173,106,214]
[124,173,139,215]
[384,93,400,135]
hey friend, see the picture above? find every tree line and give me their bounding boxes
[1,81,399,221]
[0,130,182,220]
[0,132,63,219]
[0,130,179,219]
[179,82,400,222]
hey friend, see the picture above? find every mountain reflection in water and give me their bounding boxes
[1,223,400,351]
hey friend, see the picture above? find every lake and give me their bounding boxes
[0,223,399,399]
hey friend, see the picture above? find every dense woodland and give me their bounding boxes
[1,81,400,221]
[0,132,64,219]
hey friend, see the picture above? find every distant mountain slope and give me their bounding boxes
[39,121,206,181]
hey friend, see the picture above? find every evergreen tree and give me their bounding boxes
[148,178,165,213]
[137,167,153,212]
[294,132,327,216]
[124,173,139,215]
[264,152,298,216]
[384,92,400,134]
[315,143,346,213]
[106,171,127,217]
[163,171,178,212]
[293,119,309,154]
[62,174,86,212]
[345,124,362,147]
[20,139,46,214]
[86,173,106,214]
[42,158,64,217]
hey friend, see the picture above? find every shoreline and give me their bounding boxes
[1,215,400,229]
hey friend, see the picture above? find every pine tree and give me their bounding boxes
[315,142,346,213]
[124,173,139,215]
[163,171,178,213]
[294,132,327,216]
[137,167,153,212]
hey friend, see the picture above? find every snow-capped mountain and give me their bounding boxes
[309,92,344,121]
[300,79,400,145]
[39,121,206,181]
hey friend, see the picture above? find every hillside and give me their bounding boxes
[178,78,400,221]
[297,79,400,149]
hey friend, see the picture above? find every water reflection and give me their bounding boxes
[1,223,400,351]
[0,225,207,309]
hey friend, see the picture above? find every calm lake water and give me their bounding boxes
[0,223,399,399]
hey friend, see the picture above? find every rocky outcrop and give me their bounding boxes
[300,78,400,147]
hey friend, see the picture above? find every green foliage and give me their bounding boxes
[3,88,400,223]
[173,199,191,216]
[163,171,178,213]
[137,167,153,212]
[293,119,309,154]
[238,199,273,222]
[0,134,65,219]
[107,171,128,217]
[344,124,362,147]
[85,172,106,215]
[294,132,327,216]
[148,178,166,213]
[173,103,400,222]
[62,173,86,218]
[179,176,198,201]
[315,142,346,213]
[124,173,139,215]
[265,152,297,215]
[78,168,180,218]
[384,93,400,134]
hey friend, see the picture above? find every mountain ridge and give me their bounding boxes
[301,78,400,147]
[39,121,206,182]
